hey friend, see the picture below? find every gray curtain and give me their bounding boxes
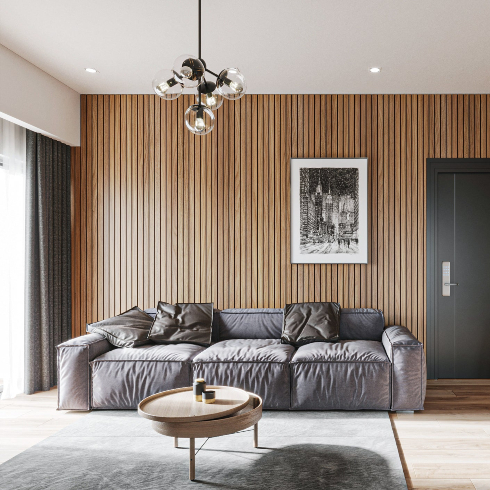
[25,130,72,394]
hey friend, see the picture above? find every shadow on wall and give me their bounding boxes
[195,444,405,490]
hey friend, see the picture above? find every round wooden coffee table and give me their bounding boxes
[138,386,263,481]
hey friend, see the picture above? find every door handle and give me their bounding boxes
[442,261,456,296]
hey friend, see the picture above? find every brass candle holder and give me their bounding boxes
[193,378,206,402]
[202,390,216,404]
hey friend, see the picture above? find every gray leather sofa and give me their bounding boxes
[57,307,426,411]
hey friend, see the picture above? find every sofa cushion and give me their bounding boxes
[146,307,220,342]
[281,302,340,346]
[218,308,283,340]
[292,339,389,363]
[290,340,391,410]
[149,302,213,346]
[339,308,385,341]
[90,343,205,409]
[86,306,153,348]
[192,339,295,409]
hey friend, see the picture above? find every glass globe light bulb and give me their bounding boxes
[173,54,204,88]
[180,66,193,79]
[217,68,247,100]
[229,81,244,94]
[152,69,183,100]
[196,81,223,111]
[185,104,215,135]
[195,116,206,131]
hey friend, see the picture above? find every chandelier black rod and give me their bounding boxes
[198,0,202,59]
[197,0,202,106]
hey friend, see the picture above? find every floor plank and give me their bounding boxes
[408,479,476,490]
[472,480,490,490]
[427,379,490,386]
[392,380,490,489]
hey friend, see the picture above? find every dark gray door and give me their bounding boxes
[436,172,490,378]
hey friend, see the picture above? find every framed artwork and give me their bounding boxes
[290,158,368,264]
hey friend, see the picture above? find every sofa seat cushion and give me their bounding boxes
[292,340,389,363]
[193,339,294,363]
[192,339,295,410]
[290,340,391,410]
[90,343,205,409]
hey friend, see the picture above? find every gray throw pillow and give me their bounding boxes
[86,306,153,348]
[149,302,213,346]
[281,302,340,346]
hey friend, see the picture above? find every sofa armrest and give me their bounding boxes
[382,326,426,411]
[57,333,114,410]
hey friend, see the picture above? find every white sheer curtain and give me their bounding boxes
[0,118,26,399]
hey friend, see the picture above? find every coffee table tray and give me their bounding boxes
[138,385,251,423]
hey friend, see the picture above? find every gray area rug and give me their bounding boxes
[0,411,407,490]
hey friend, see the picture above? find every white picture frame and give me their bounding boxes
[291,158,368,264]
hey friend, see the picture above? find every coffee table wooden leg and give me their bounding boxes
[189,438,195,481]
[174,437,178,448]
[253,423,258,448]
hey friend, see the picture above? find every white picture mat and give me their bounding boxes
[290,158,368,264]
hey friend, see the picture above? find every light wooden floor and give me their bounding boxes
[1,381,490,490]
[0,387,89,465]
[391,379,490,490]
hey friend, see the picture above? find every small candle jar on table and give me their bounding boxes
[202,390,215,404]
[193,378,206,402]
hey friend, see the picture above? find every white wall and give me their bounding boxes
[0,44,80,146]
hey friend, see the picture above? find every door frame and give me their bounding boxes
[426,158,490,379]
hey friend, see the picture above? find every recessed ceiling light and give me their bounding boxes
[85,68,98,73]
[369,67,381,73]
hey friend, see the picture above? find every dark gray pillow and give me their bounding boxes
[149,302,213,346]
[86,306,153,348]
[281,302,340,346]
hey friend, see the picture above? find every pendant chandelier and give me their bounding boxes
[152,0,247,135]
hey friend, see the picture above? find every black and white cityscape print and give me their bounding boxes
[299,167,359,254]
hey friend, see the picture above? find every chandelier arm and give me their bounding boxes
[198,0,201,59]
[205,68,220,79]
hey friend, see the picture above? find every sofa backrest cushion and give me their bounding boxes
[219,308,284,340]
[339,308,385,341]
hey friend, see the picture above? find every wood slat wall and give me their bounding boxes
[71,94,490,343]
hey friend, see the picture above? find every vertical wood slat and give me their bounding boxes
[72,93,490,341]
[120,95,127,313]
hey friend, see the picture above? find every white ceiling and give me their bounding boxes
[1,0,490,95]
